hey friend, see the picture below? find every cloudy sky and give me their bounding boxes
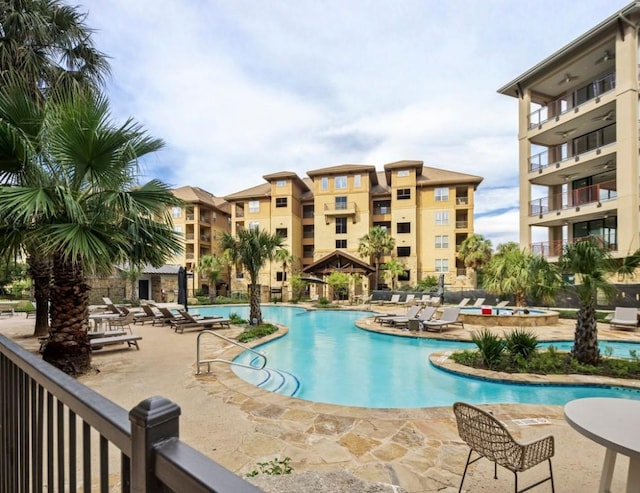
[80,0,626,247]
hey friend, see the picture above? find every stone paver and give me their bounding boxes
[1,304,639,492]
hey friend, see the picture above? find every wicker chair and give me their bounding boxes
[453,402,555,493]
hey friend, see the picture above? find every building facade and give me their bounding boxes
[498,2,640,260]
[169,186,231,295]
[223,161,482,296]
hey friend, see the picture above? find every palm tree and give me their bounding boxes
[197,254,224,303]
[274,248,294,302]
[0,0,109,337]
[0,87,182,374]
[358,226,395,291]
[483,242,561,307]
[559,238,640,365]
[383,257,406,291]
[220,228,283,325]
[457,233,493,285]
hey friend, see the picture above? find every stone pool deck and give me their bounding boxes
[3,305,640,492]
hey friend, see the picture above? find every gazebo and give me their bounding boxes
[301,251,375,301]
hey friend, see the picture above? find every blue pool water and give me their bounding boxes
[198,305,640,408]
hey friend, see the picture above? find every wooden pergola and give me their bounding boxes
[302,251,375,299]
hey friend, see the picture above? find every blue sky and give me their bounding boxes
[81,0,627,247]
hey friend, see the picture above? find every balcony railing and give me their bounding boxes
[0,334,261,493]
[186,252,194,259]
[200,235,210,242]
[528,124,616,172]
[456,197,468,205]
[373,206,391,215]
[456,220,468,229]
[185,233,195,241]
[235,208,244,218]
[528,72,615,128]
[200,216,211,224]
[531,235,617,258]
[529,180,617,216]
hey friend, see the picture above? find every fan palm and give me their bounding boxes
[0,87,182,374]
[274,248,294,302]
[197,254,224,302]
[357,226,395,291]
[220,228,283,325]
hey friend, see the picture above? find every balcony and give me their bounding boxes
[200,216,211,224]
[456,196,468,206]
[531,235,617,258]
[456,220,468,229]
[373,205,391,215]
[529,180,617,216]
[528,72,615,128]
[185,233,195,241]
[529,124,616,173]
[324,202,357,223]
[186,213,195,221]
[200,235,210,242]
[186,252,194,259]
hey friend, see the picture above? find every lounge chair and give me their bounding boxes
[155,306,188,326]
[609,307,639,331]
[107,312,135,333]
[383,294,401,305]
[457,298,470,307]
[472,298,486,307]
[402,294,416,305]
[422,307,463,332]
[173,311,231,333]
[495,300,510,308]
[418,294,431,305]
[380,305,422,327]
[453,402,555,493]
[133,304,164,325]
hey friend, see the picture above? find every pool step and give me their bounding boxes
[232,354,301,397]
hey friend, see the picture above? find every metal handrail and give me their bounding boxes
[196,330,267,374]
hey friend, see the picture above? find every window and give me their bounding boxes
[397,188,411,200]
[435,258,449,272]
[335,217,347,234]
[248,221,259,231]
[276,272,287,281]
[354,174,362,188]
[303,204,314,218]
[335,239,347,249]
[275,197,287,208]
[397,246,411,257]
[321,177,328,190]
[398,270,410,281]
[335,176,347,189]
[435,211,449,225]
[171,207,182,218]
[374,221,391,231]
[212,212,217,222]
[373,200,391,214]
[335,196,347,210]
[276,180,287,187]
[248,200,259,213]
[173,225,183,235]
[435,187,449,201]
[303,245,314,258]
[303,224,314,238]
[397,222,411,234]
[397,170,410,177]
[275,228,288,238]
[236,270,244,279]
[435,235,449,248]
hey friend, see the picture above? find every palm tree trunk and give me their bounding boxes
[42,254,91,375]
[27,248,51,337]
[249,283,262,325]
[571,301,599,365]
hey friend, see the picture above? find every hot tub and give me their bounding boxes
[459,307,559,326]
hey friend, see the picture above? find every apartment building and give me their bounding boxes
[170,186,231,294]
[498,2,640,260]
[224,161,482,295]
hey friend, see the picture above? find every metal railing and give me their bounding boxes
[196,330,267,375]
[0,333,261,493]
[528,72,615,128]
[531,235,617,258]
[529,180,617,216]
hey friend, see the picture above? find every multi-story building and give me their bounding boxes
[170,186,231,295]
[498,2,640,260]
[224,161,482,296]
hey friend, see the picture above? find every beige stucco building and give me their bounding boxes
[223,161,482,297]
[498,2,640,260]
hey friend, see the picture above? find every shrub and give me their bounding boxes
[504,328,538,360]
[237,323,278,343]
[246,457,293,477]
[471,328,505,369]
[317,297,331,307]
[228,312,246,324]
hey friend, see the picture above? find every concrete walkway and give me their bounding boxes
[2,305,640,492]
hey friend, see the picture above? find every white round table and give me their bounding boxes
[564,397,640,493]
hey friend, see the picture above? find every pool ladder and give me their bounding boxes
[195,329,267,374]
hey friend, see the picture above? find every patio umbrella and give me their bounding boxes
[177,266,188,312]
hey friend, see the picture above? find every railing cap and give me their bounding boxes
[130,396,181,427]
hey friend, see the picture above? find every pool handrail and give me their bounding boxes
[196,329,267,374]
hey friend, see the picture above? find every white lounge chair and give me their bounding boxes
[173,310,230,333]
[495,300,510,308]
[609,307,638,331]
[472,298,486,307]
[457,298,470,307]
[382,294,401,305]
[380,305,422,327]
[422,307,464,332]
[402,294,416,305]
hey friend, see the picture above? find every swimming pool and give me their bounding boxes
[198,305,640,408]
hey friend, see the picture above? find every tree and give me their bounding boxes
[326,271,350,301]
[274,248,294,302]
[559,238,640,365]
[458,233,493,285]
[0,87,182,374]
[0,0,110,337]
[197,254,224,302]
[220,228,283,325]
[383,257,406,291]
[358,226,395,291]
[119,264,142,303]
[483,242,561,307]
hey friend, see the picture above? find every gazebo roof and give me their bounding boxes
[302,251,375,276]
